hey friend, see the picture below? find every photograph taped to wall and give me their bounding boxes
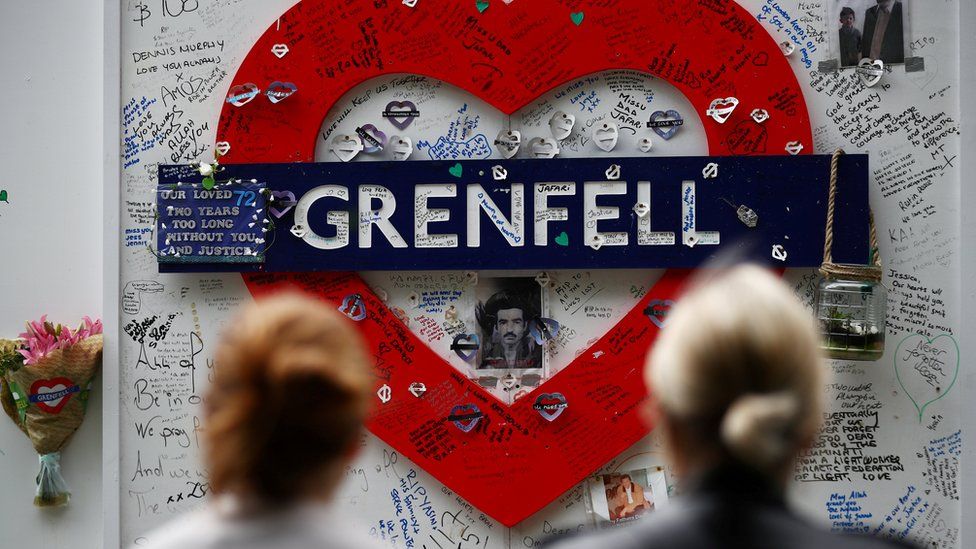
[829,0,910,67]
[473,276,548,390]
[586,468,669,528]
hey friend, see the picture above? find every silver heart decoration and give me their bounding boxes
[785,141,804,155]
[706,97,739,124]
[648,109,683,140]
[638,137,653,152]
[390,136,413,160]
[330,134,364,162]
[771,244,788,262]
[549,110,576,141]
[633,202,650,218]
[780,41,795,56]
[290,224,308,238]
[495,130,522,159]
[857,58,885,88]
[226,83,261,107]
[214,141,231,156]
[492,165,508,180]
[750,109,769,124]
[265,81,298,104]
[528,137,559,159]
[702,163,719,179]
[593,122,619,152]
[588,234,606,250]
[403,0,418,7]
[357,124,388,153]
[271,44,289,58]
[605,164,621,180]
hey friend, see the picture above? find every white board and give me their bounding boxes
[116,1,962,547]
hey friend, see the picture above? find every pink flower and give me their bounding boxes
[16,315,102,365]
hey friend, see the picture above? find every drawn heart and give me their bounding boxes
[643,299,674,328]
[330,134,364,162]
[593,122,619,152]
[228,0,809,526]
[894,334,959,421]
[269,190,297,218]
[449,404,483,432]
[451,333,480,362]
[29,377,79,414]
[857,58,885,88]
[357,124,388,153]
[448,162,463,178]
[706,97,739,124]
[648,110,683,140]
[271,43,290,58]
[226,83,261,107]
[528,137,559,159]
[383,100,419,130]
[390,136,413,160]
[494,130,521,159]
[554,231,569,246]
[265,81,298,104]
[549,110,576,140]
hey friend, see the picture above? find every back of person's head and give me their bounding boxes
[205,293,373,505]
[646,265,825,477]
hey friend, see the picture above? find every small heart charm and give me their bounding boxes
[492,165,508,180]
[403,0,418,7]
[706,97,739,124]
[377,384,392,403]
[269,190,297,218]
[271,44,289,58]
[648,109,683,140]
[549,110,576,140]
[780,41,795,56]
[638,137,653,152]
[495,130,521,159]
[265,81,298,104]
[785,141,804,155]
[290,224,308,238]
[408,382,426,397]
[449,404,483,432]
[501,373,517,389]
[528,137,559,159]
[644,299,674,329]
[535,271,551,286]
[633,202,650,218]
[214,141,231,156]
[330,134,364,162]
[605,164,621,180]
[451,333,481,362]
[383,100,419,130]
[702,162,719,179]
[357,124,388,153]
[588,234,606,250]
[857,58,885,88]
[593,122,619,152]
[533,393,568,421]
[226,83,261,107]
[390,136,413,160]
[750,109,769,124]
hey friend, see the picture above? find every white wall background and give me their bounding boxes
[0,1,104,547]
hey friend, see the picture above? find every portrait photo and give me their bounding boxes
[830,0,910,67]
[586,468,669,528]
[474,276,545,373]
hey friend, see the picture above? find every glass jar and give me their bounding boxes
[815,277,886,361]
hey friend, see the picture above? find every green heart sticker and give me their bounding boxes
[476,0,489,13]
[449,163,463,178]
[570,11,584,26]
[0,190,7,203]
[555,231,569,246]
[893,333,959,422]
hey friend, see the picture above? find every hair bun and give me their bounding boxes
[720,392,800,468]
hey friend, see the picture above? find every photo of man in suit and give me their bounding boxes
[861,0,904,63]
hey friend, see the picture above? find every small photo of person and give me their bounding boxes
[833,0,908,67]
[475,277,543,371]
[587,468,669,528]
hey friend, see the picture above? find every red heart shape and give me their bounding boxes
[220,0,810,526]
[29,377,79,415]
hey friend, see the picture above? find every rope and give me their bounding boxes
[819,149,882,282]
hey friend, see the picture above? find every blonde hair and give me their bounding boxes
[205,293,373,503]
[647,265,825,471]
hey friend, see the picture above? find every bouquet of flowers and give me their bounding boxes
[0,316,103,506]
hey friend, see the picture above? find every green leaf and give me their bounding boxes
[202,176,216,190]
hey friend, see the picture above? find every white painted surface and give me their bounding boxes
[0,1,105,547]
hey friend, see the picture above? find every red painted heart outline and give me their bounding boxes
[29,377,79,415]
[218,0,811,526]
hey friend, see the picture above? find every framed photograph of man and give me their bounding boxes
[829,0,911,67]
[585,468,669,528]
[473,276,547,384]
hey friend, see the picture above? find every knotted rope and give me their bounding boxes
[820,149,882,282]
